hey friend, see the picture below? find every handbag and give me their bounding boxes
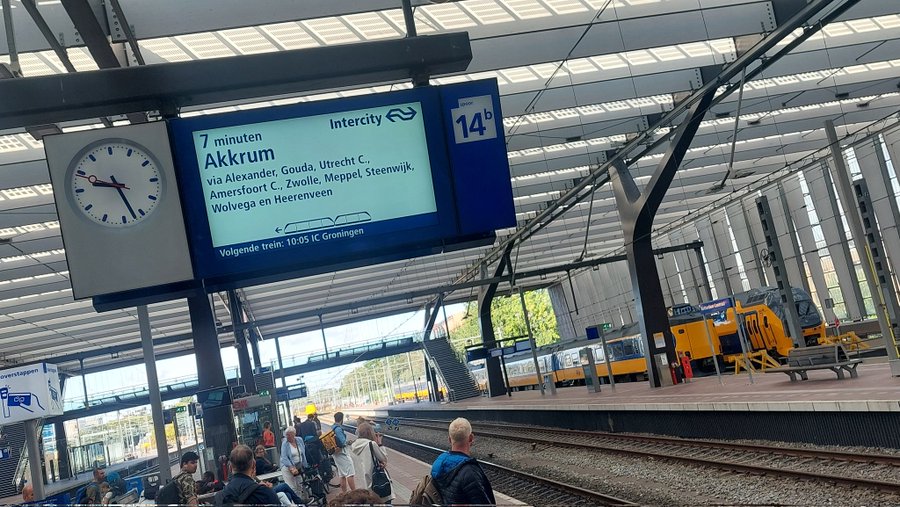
[369,442,392,498]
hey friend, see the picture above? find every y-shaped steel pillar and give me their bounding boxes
[610,88,716,387]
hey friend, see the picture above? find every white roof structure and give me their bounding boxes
[0,0,898,375]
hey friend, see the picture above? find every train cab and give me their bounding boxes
[668,303,720,365]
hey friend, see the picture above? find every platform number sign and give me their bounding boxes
[451,95,497,144]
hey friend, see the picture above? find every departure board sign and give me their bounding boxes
[170,79,514,288]
[190,101,438,251]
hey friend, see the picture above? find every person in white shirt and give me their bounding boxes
[349,422,394,504]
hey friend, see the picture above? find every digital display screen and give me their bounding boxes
[197,387,231,410]
[190,101,438,253]
[169,79,516,288]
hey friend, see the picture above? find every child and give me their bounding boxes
[99,482,113,505]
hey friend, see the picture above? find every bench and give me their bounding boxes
[766,344,862,381]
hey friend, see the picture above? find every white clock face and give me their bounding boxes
[67,140,163,227]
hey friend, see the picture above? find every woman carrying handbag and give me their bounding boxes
[279,427,308,501]
[349,422,394,504]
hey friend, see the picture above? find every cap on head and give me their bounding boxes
[305,403,317,416]
[181,451,200,466]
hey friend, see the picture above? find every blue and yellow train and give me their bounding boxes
[471,286,826,390]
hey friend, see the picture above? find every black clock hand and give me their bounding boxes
[110,175,137,219]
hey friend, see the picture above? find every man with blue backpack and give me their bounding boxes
[410,417,494,506]
[331,412,356,493]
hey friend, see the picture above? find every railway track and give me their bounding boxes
[374,417,900,494]
[380,432,637,506]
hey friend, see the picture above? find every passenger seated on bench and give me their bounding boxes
[254,445,278,474]
[215,445,281,507]
[196,471,223,495]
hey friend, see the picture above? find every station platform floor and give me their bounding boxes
[322,446,522,505]
[386,360,900,413]
[320,422,522,505]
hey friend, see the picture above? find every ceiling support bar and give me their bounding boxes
[0,32,472,129]
[20,0,77,72]
[107,0,145,65]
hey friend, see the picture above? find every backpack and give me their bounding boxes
[410,459,474,506]
[213,483,260,507]
[105,471,127,497]
[409,475,443,506]
[154,479,180,505]
[73,485,88,505]
[333,426,347,448]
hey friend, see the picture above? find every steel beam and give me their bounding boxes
[478,244,513,397]
[0,32,472,129]
[611,86,716,388]
[229,289,257,392]
[756,195,806,347]
[20,0,77,72]
[60,0,119,68]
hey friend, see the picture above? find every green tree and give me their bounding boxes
[449,289,559,354]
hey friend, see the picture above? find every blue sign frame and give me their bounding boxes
[698,297,733,315]
[168,79,513,289]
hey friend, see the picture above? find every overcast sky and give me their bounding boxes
[64,303,467,409]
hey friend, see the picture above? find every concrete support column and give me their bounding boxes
[710,210,743,293]
[854,138,900,293]
[655,236,682,305]
[826,120,885,331]
[807,163,864,319]
[669,230,703,304]
[596,265,617,326]
[697,216,733,297]
[726,202,765,288]
[756,196,806,346]
[761,184,811,294]
[781,174,833,319]
[25,420,44,501]
[138,305,171,484]
[53,420,71,480]
[188,292,235,480]
[882,129,900,181]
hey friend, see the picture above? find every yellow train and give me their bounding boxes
[470,286,826,390]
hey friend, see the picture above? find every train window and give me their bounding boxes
[796,301,814,316]
[609,342,624,360]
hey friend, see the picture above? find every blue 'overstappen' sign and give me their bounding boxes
[169,79,514,288]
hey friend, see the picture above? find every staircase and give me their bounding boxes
[423,336,482,401]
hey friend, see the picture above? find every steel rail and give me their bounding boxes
[395,418,900,466]
[387,418,900,493]
[380,432,637,506]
